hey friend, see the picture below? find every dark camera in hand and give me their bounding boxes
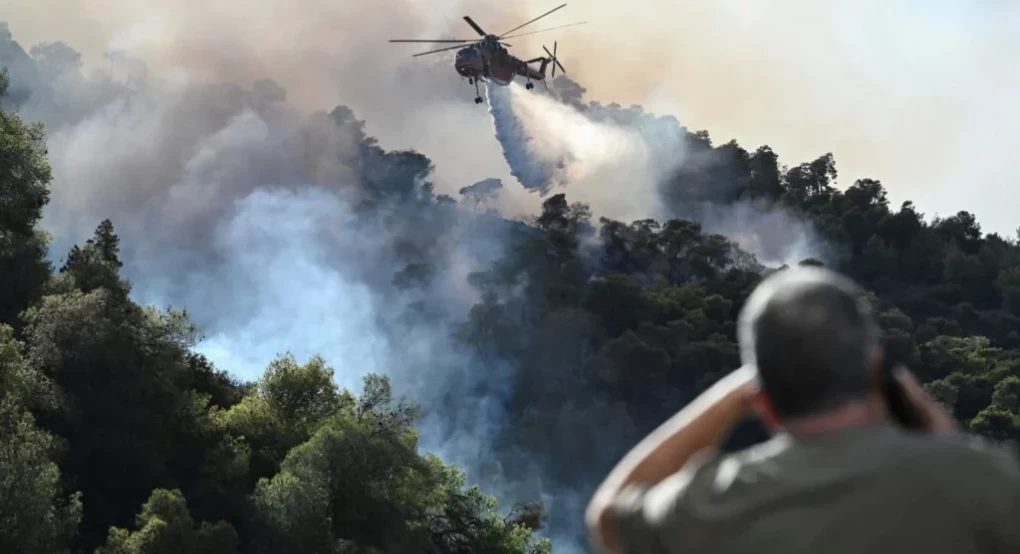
[879,341,925,429]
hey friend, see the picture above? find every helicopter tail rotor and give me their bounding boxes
[542,41,566,77]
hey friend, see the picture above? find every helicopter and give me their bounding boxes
[389,3,584,104]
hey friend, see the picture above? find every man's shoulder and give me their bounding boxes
[895,432,1019,474]
[861,430,1020,511]
[621,431,1018,516]
[698,428,1019,492]
[610,447,721,525]
[900,433,1020,535]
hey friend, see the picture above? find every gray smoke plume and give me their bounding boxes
[684,199,830,267]
[484,75,828,266]
[1,14,522,479]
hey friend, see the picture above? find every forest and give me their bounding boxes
[3,57,1020,554]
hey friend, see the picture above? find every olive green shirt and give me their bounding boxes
[610,424,1020,553]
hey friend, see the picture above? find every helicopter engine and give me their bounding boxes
[455,47,483,80]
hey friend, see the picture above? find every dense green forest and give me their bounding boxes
[3,58,1020,554]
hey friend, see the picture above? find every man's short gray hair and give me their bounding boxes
[737,266,881,420]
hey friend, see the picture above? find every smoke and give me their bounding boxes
[484,79,826,265]
[182,186,392,391]
[1,18,523,442]
[688,200,829,266]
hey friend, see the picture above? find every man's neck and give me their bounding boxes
[781,400,889,437]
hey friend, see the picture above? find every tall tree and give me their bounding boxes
[0,68,53,330]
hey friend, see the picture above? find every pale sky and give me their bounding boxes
[6,0,1020,236]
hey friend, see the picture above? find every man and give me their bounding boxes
[586,266,1020,554]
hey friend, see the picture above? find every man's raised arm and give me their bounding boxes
[584,366,758,554]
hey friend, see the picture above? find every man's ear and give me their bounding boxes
[753,390,783,432]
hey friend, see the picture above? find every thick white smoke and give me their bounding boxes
[691,199,830,267]
[184,186,392,393]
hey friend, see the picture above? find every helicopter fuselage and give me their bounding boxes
[390,4,574,104]
[454,36,535,86]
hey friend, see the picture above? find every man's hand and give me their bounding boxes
[893,367,959,435]
[729,365,761,412]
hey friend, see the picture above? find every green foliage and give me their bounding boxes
[248,373,547,554]
[58,218,131,298]
[0,67,53,330]
[21,283,209,548]
[95,489,238,554]
[0,323,56,411]
[0,397,82,554]
[217,353,343,484]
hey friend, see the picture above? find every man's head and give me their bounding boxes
[737,266,883,423]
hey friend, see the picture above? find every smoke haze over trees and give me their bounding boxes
[2,20,1020,554]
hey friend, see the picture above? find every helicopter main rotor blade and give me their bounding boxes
[390,39,475,43]
[499,3,567,38]
[463,16,487,36]
[500,21,586,40]
[412,44,467,57]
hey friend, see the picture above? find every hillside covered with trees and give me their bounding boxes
[3,59,1020,554]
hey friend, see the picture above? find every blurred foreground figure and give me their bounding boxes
[586,267,1020,554]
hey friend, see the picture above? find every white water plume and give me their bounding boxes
[486,81,685,224]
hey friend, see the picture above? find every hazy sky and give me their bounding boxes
[6,0,1019,236]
